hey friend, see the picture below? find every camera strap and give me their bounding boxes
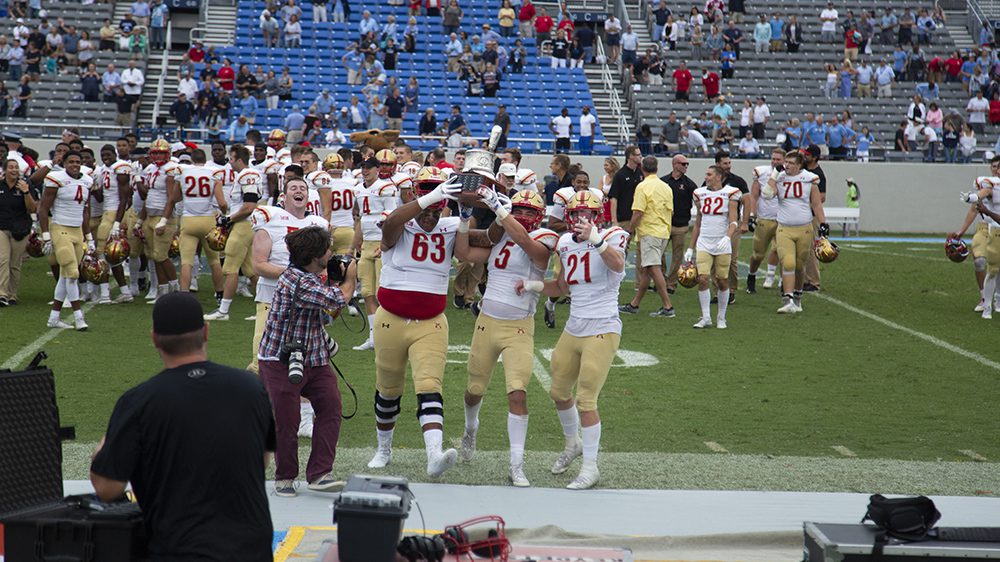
[330,359,357,420]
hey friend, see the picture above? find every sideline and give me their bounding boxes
[1,302,97,370]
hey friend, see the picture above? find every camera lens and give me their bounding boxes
[288,350,305,385]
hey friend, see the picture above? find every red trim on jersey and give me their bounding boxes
[257,207,272,222]
[377,287,447,320]
[601,226,624,241]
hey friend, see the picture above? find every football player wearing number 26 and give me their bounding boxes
[516,190,628,490]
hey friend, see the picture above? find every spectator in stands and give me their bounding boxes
[284,14,302,47]
[358,9,377,40]
[689,6,705,29]
[689,24,704,60]
[915,80,939,101]
[284,106,305,143]
[312,0,328,23]
[444,33,462,73]
[706,23,724,60]
[385,87,406,130]
[839,60,855,99]
[753,15,769,54]
[855,126,874,161]
[217,58,235,93]
[23,43,39,82]
[101,63,121,101]
[342,95,368,130]
[891,44,907,76]
[481,23,501,45]
[819,2,838,43]
[893,120,909,152]
[926,102,943,135]
[736,98,751,137]
[875,59,894,97]
[659,112,681,153]
[131,0,151,27]
[403,17,418,52]
[968,90,989,135]
[76,31,95,69]
[260,11,280,47]
[442,0,462,34]
[920,123,939,162]
[645,51,664,84]
[855,59,873,98]
[784,118,802,149]
[121,59,144,111]
[670,60,692,102]
[215,89,232,120]
[80,63,100,101]
[550,29,568,68]
[898,8,915,45]
[959,122,976,163]
[711,95,733,123]
[768,12,784,52]
[149,0,169,50]
[843,26,860,62]
[651,0,671,43]
[879,8,896,44]
[722,20,742,59]
[942,121,959,163]
[550,106,572,153]
[578,105,596,155]
[119,14,138,49]
[720,43,735,78]
[238,89,257,123]
[621,24,638,66]
[970,66,988,96]
[177,71,198,102]
[313,88,334,120]
[916,9,935,45]
[604,13,621,63]
[704,0,725,23]
[784,15,802,52]
[752,97,769,140]
[170,92,196,138]
[227,115,250,141]
[906,44,926,82]
[806,115,828,154]
[680,125,709,156]
[8,42,23,82]
[277,67,293,102]
[383,15,400,46]
[481,61,499,96]
[111,85,133,129]
[712,121,733,150]
[826,116,855,160]
[736,130,759,158]
[418,107,437,140]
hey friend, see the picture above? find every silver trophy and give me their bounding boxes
[455,125,503,207]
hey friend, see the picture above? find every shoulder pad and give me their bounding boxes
[531,228,559,250]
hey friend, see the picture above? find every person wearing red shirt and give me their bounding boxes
[557,14,574,36]
[927,56,945,83]
[945,51,963,83]
[534,7,554,48]
[842,28,859,61]
[217,58,235,92]
[702,68,720,99]
[425,0,441,17]
[187,41,205,63]
[518,0,536,38]
[672,60,693,101]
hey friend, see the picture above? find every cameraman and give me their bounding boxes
[258,225,357,498]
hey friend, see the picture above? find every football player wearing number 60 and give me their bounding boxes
[687,165,741,329]
[456,188,557,487]
[763,151,827,314]
[351,157,398,351]
[366,168,465,478]
[323,153,358,255]
[177,149,227,293]
[515,190,627,490]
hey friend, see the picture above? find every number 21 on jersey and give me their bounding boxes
[565,252,591,284]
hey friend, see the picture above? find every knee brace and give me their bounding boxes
[416,392,444,427]
[975,257,987,272]
[374,391,401,425]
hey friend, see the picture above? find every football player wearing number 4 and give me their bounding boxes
[687,166,741,329]
[456,188,557,487]
[763,151,828,314]
[177,150,227,293]
[516,191,627,490]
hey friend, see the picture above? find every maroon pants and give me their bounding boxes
[260,360,342,482]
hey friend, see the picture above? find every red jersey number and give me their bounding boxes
[184,176,212,197]
[331,190,355,211]
[411,233,446,264]
[783,181,803,198]
[700,196,724,215]
[565,252,592,285]
[494,241,515,269]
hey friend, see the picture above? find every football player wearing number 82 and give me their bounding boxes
[687,165,741,329]
[515,190,627,490]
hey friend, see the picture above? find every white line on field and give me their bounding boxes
[839,247,948,262]
[832,445,857,457]
[532,353,552,391]
[704,441,728,453]
[812,293,1000,372]
[1,303,97,371]
[959,449,989,461]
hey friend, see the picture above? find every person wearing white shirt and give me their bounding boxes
[444,33,463,72]
[819,2,838,43]
[967,91,990,135]
[921,125,939,162]
[550,107,573,154]
[682,126,709,155]
[737,131,761,158]
[751,97,770,140]
[621,24,639,65]
[604,15,622,63]
[12,21,30,47]
[578,106,597,156]
[120,60,144,112]
[324,124,347,150]
[177,72,198,100]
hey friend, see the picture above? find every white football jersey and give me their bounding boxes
[96,160,132,213]
[976,176,1000,226]
[274,147,292,164]
[557,227,627,322]
[251,205,329,304]
[357,179,398,241]
[398,160,421,181]
[550,186,605,220]
[178,164,219,217]
[305,187,323,217]
[693,186,741,252]
[45,170,94,228]
[84,166,103,217]
[142,161,182,214]
[226,168,264,218]
[752,165,779,220]
[482,228,558,319]
[305,170,333,218]
[775,170,819,226]
[391,171,413,204]
[328,176,357,228]
[380,217,461,295]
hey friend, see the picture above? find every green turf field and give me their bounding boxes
[3,237,999,492]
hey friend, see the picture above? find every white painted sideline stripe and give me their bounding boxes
[813,293,1000,372]
[839,246,948,262]
[531,354,552,391]
[959,449,989,461]
[1,303,97,371]
[704,441,728,453]
[832,445,857,457]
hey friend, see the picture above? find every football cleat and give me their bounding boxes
[367,446,393,469]
[353,339,375,351]
[46,318,73,329]
[728,293,736,305]
[203,309,229,321]
[717,318,728,330]
[544,300,556,329]
[426,448,458,478]
[746,274,757,294]
[237,284,254,298]
[510,463,530,487]
[74,316,88,331]
[460,430,477,462]
[692,317,713,329]
[551,439,582,475]
[778,300,797,314]
[97,295,112,305]
[649,307,676,318]
[112,293,134,304]
[975,299,986,312]
[566,463,600,490]
[762,276,775,289]
[983,309,993,320]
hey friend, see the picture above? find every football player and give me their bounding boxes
[323,153,358,255]
[204,144,264,320]
[37,151,94,330]
[957,158,1000,318]
[456,188,556,487]
[515,191,627,490]
[301,151,333,220]
[375,148,413,205]
[393,142,421,202]
[351,157,398,350]
[763,151,828,313]
[138,139,182,301]
[366,168,465,477]
[177,149,226,293]
[126,148,151,297]
[93,144,134,303]
[745,147,784,293]
[686,165,741,329]
[268,129,291,164]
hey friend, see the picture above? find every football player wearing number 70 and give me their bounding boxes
[686,165,741,329]
[515,190,627,490]
[763,150,828,314]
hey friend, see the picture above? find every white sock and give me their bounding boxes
[581,422,601,463]
[65,279,80,302]
[100,283,110,298]
[73,309,84,321]
[120,285,132,297]
[53,277,67,302]
[508,413,528,465]
[423,428,443,456]
[148,268,157,289]
[86,282,96,298]
[717,289,730,321]
[367,314,375,341]
[300,402,314,419]
[556,406,579,447]
[698,289,711,320]
[464,400,482,433]
[376,428,394,449]
[128,260,140,291]
[984,276,997,309]
[765,264,776,279]
[219,298,233,314]
[48,309,60,322]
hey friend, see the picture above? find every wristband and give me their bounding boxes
[729,221,738,227]
[112,221,121,230]
[458,219,470,233]
[30,213,38,222]
[595,240,611,253]
[156,217,168,229]
[85,233,94,242]
[523,280,544,293]
[42,231,51,241]
[494,205,509,220]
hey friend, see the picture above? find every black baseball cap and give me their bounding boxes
[153,292,205,336]
[362,157,380,169]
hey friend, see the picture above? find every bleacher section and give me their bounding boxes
[628,0,989,160]
[207,1,609,153]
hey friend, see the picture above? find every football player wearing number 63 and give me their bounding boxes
[688,165,741,329]
[763,150,827,314]
[366,169,466,478]
[177,149,227,293]
[515,190,627,490]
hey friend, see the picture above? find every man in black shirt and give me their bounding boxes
[385,86,406,131]
[91,292,275,562]
[661,154,697,292]
[802,143,826,291]
[492,104,511,149]
[609,145,643,228]
[715,151,748,298]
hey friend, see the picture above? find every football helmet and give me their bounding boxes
[168,234,180,259]
[514,168,537,192]
[678,261,698,288]
[814,237,840,263]
[267,129,287,150]
[438,516,510,562]
[565,190,603,227]
[376,149,397,179]
[104,238,130,267]
[945,237,970,263]
[25,231,45,258]
[414,166,447,210]
[322,153,345,172]
[509,190,545,231]
[80,252,107,283]
[205,225,230,252]
[149,138,171,166]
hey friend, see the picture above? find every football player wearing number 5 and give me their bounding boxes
[205,144,264,321]
[366,168,465,478]
[687,165,741,329]
[177,149,227,293]
[745,148,784,294]
[38,151,94,331]
[763,151,828,314]
[323,152,358,255]
[94,144,135,303]
[515,190,627,490]
[456,188,556,487]
[351,157,398,351]
[140,139,182,301]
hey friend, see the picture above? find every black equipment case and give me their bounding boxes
[804,522,1000,561]
[0,362,148,562]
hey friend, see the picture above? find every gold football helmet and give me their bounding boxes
[104,238,130,267]
[414,167,447,209]
[322,153,345,171]
[80,252,107,283]
[168,234,180,259]
[267,129,287,150]
[565,190,602,227]
[678,261,698,288]
[149,138,171,165]
[509,190,545,231]
[376,149,397,179]
[814,237,840,263]
[205,225,230,252]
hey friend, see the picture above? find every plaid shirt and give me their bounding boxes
[258,266,346,366]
